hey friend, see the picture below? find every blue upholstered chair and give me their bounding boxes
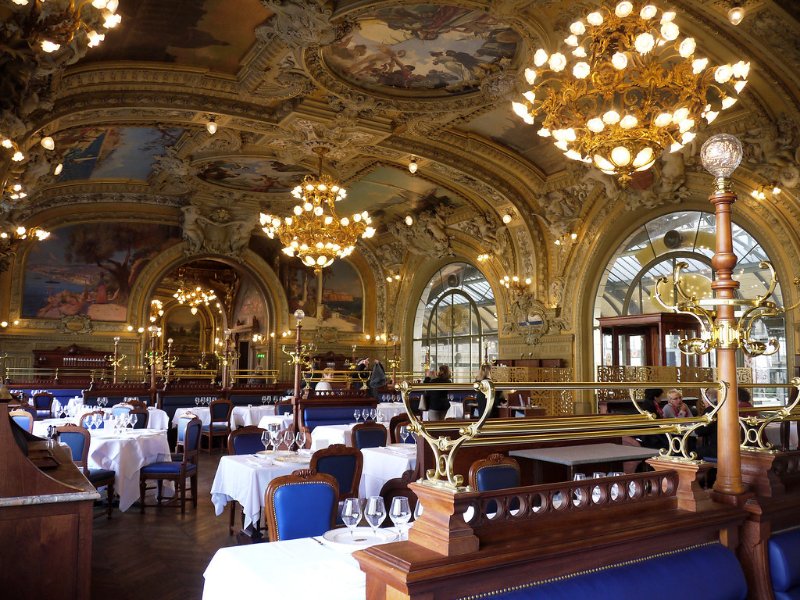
[201,399,233,453]
[79,410,105,429]
[310,444,362,501]
[769,527,800,600]
[226,426,267,534]
[139,417,201,514]
[56,424,116,518]
[264,469,338,542]
[129,406,149,429]
[111,404,132,418]
[468,453,521,514]
[173,411,197,459]
[9,409,34,433]
[31,392,54,419]
[351,421,387,450]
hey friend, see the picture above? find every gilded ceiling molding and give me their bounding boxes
[181,204,258,260]
[354,242,387,335]
[18,190,184,220]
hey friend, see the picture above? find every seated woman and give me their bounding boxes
[637,388,665,449]
[737,388,753,408]
[426,365,452,421]
[662,388,692,418]
[473,364,506,418]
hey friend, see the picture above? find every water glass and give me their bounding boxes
[294,430,306,450]
[389,497,412,540]
[353,409,361,423]
[399,426,409,443]
[261,431,270,452]
[370,408,377,422]
[270,429,281,451]
[364,496,386,535]
[341,497,362,538]
[283,430,294,451]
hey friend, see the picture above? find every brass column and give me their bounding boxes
[292,309,304,432]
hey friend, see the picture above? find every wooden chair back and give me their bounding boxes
[389,414,412,444]
[351,421,387,450]
[9,409,34,433]
[130,406,149,429]
[310,444,362,500]
[264,469,338,542]
[379,469,418,513]
[468,453,521,491]
[56,424,90,476]
[227,426,267,455]
[32,392,55,417]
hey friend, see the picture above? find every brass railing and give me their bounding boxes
[398,380,728,491]
[738,381,800,451]
[230,369,279,384]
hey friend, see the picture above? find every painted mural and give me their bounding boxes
[234,279,266,330]
[23,223,182,321]
[164,305,202,356]
[196,158,311,193]
[84,0,271,74]
[56,126,184,182]
[343,165,463,230]
[324,5,519,93]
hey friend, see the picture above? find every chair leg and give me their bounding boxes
[229,502,236,535]
[139,478,146,513]
[106,480,115,519]
[191,474,198,508]
[180,477,186,515]
[157,481,163,505]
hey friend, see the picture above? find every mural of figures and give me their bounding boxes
[234,279,266,329]
[56,126,184,182]
[164,305,202,356]
[324,4,519,93]
[84,0,271,74]
[23,223,182,321]
[196,158,310,193]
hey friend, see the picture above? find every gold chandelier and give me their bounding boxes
[173,279,217,315]
[512,1,748,183]
[259,150,375,271]
[0,224,50,271]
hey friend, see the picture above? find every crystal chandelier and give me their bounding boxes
[173,278,217,315]
[260,149,376,271]
[512,1,748,183]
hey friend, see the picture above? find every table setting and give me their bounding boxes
[359,443,418,498]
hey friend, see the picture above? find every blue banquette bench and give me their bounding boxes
[769,527,800,600]
[301,405,375,431]
[460,543,747,600]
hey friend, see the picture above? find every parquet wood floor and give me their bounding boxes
[91,453,240,600]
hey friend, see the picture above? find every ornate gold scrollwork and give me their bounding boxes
[739,379,800,451]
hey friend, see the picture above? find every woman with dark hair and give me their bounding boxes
[426,364,452,421]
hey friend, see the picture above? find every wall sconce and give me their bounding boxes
[554,232,578,246]
[727,3,745,25]
[385,273,401,283]
[501,275,532,289]
[477,253,490,262]
[751,183,781,200]
[206,117,218,135]
[502,213,513,224]
[408,156,418,174]
[40,135,55,150]
[53,163,63,175]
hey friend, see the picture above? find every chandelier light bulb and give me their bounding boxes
[728,6,745,26]
[611,52,628,70]
[634,32,655,54]
[586,11,603,26]
[572,62,590,79]
[405,215,414,226]
[678,38,696,58]
[548,53,567,72]
[40,136,54,150]
[206,118,217,135]
[615,2,633,18]
[533,49,548,66]
[640,5,658,19]
[408,157,418,174]
[502,213,513,224]
[611,146,632,166]
[570,21,586,35]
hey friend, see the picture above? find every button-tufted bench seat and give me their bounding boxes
[769,527,800,600]
[302,406,374,431]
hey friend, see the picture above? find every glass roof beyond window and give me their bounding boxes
[597,211,781,318]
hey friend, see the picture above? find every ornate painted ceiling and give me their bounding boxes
[2,0,800,326]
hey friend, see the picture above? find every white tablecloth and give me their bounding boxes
[145,407,169,430]
[359,444,417,498]
[257,414,294,431]
[203,537,364,600]
[376,402,408,422]
[232,405,275,428]
[210,453,312,530]
[310,422,389,451]
[445,401,464,419]
[87,429,172,511]
[32,417,75,438]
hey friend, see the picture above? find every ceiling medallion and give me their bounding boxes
[259,148,375,272]
[512,1,748,184]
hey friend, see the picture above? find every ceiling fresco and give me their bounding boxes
[84,0,270,74]
[464,106,567,176]
[56,126,184,182]
[343,166,464,229]
[195,158,312,193]
[323,4,520,94]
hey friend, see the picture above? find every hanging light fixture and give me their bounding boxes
[512,1,748,184]
[260,147,376,272]
[206,118,218,135]
[408,156,418,174]
[173,273,217,315]
[727,4,745,26]
[0,224,50,271]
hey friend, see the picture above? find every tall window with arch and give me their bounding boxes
[594,211,789,404]
[412,262,498,382]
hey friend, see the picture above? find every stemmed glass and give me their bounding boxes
[341,497,362,539]
[283,430,295,451]
[369,408,377,422]
[399,425,409,444]
[270,428,282,451]
[261,431,270,453]
[194,398,200,407]
[364,496,386,536]
[294,430,306,450]
[353,409,361,423]
[261,396,267,405]
[389,497,412,540]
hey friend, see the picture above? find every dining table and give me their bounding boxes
[87,428,172,511]
[256,413,295,431]
[203,536,365,600]
[172,405,281,430]
[359,444,417,498]
[210,452,313,530]
[32,406,170,437]
[310,422,389,451]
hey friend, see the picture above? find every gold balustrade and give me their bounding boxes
[737,380,800,451]
[398,379,729,491]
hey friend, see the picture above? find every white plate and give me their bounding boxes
[321,527,397,551]
[274,453,311,464]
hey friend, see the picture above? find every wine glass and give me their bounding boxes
[341,497,362,539]
[261,396,267,405]
[389,497,411,540]
[369,408,377,422]
[283,430,295,451]
[364,496,386,536]
[270,428,282,451]
[400,425,409,444]
[261,431,270,453]
[194,398,200,407]
[294,430,306,450]
[353,409,361,423]
[413,500,424,521]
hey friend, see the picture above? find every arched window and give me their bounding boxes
[594,211,787,402]
[412,263,497,382]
